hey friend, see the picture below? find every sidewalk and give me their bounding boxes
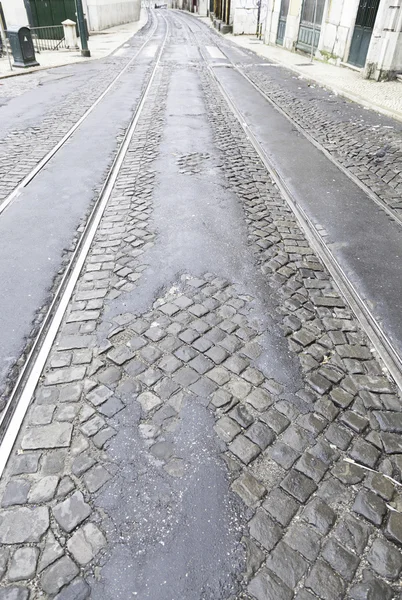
[200,16,402,123]
[0,9,148,79]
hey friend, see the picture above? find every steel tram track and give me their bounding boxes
[177,12,402,231]
[1,9,401,482]
[0,11,170,477]
[0,9,158,217]
[172,10,402,393]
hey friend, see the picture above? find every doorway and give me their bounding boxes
[276,0,290,46]
[348,0,380,68]
[296,0,325,53]
[28,0,76,28]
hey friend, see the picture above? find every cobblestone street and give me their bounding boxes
[0,9,402,600]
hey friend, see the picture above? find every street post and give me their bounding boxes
[75,0,90,57]
[256,0,261,37]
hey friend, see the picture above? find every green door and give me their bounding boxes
[296,0,325,53]
[276,0,290,46]
[348,0,380,68]
[29,0,76,27]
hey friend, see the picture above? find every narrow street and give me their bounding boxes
[0,9,402,600]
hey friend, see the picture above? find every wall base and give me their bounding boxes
[220,23,232,33]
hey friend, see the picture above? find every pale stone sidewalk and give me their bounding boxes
[199,16,402,123]
[0,9,148,79]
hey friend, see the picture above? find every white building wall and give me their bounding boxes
[1,0,141,31]
[365,0,402,78]
[282,0,302,50]
[317,0,360,64]
[264,0,280,45]
[1,0,29,26]
[263,0,401,78]
[82,0,141,31]
[232,0,268,35]
[197,0,208,16]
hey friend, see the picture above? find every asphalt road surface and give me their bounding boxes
[0,10,401,600]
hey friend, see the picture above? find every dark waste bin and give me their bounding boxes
[7,26,39,68]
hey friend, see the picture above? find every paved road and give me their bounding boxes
[0,16,159,400]
[0,10,401,600]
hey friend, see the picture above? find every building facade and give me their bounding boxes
[0,0,29,27]
[207,0,267,34]
[211,0,233,32]
[1,0,141,31]
[231,0,268,35]
[176,0,208,17]
[264,0,402,80]
[85,0,141,30]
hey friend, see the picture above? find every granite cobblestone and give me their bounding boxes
[0,15,401,600]
[199,51,402,598]
[245,66,402,220]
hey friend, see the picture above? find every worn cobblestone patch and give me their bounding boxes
[0,16,155,203]
[198,56,402,598]
[0,17,159,405]
[0,48,169,600]
[244,66,402,219]
[0,13,402,600]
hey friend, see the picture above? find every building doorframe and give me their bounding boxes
[28,0,76,28]
[296,0,325,54]
[276,0,289,45]
[348,0,381,68]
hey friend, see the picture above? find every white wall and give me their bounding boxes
[197,0,208,16]
[318,0,402,77]
[317,0,359,63]
[1,0,29,27]
[85,0,141,30]
[263,0,401,78]
[282,0,302,50]
[264,0,358,58]
[365,0,402,78]
[264,0,279,44]
[232,0,268,35]
[1,0,141,31]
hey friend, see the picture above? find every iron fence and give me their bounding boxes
[30,25,66,52]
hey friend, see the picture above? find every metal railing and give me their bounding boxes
[30,25,66,52]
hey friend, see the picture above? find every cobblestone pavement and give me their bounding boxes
[243,67,402,219]
[0,12,165,405]
[0,12,155,206]
[0,11,402,600]
[220,54,402,221]
[191,17,402,222]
